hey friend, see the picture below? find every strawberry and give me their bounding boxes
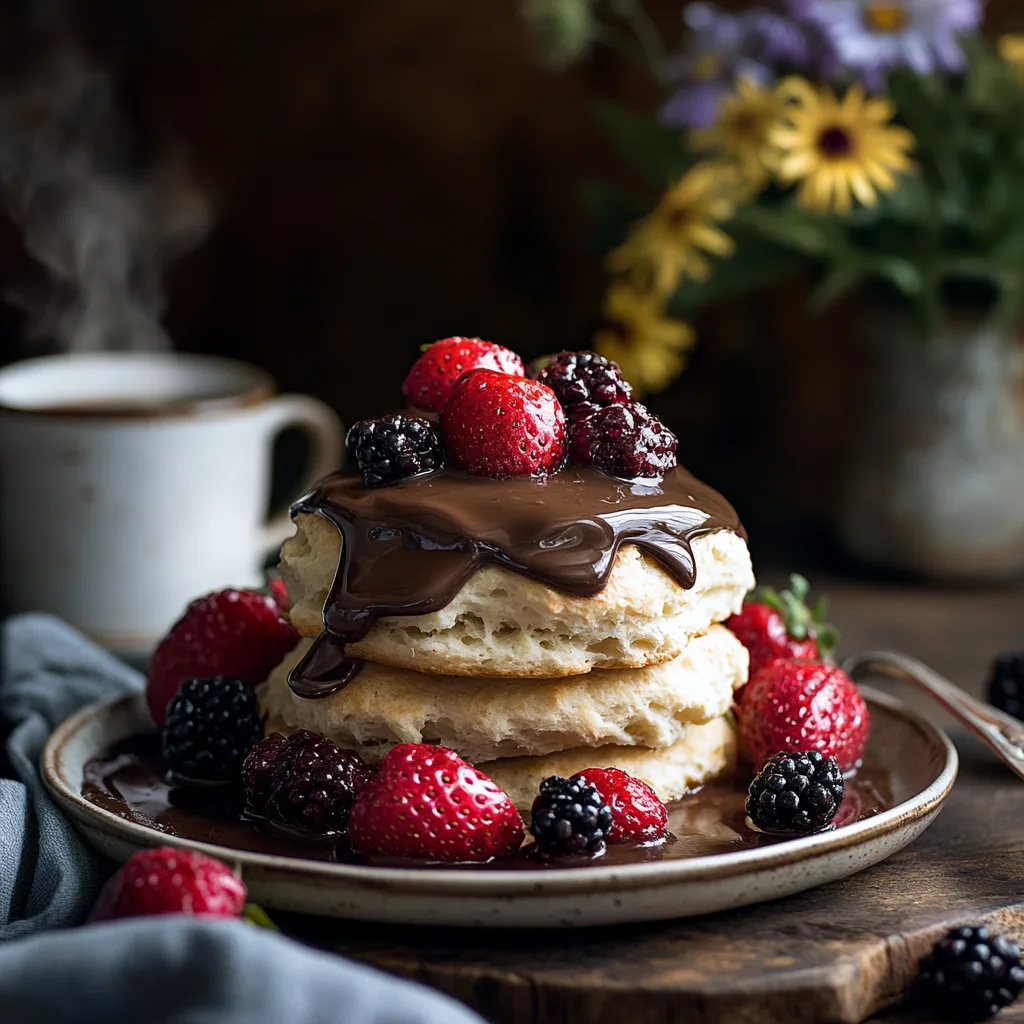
[90,847,247,922]
[737,659,870,773]
[727,573,837,687]
[441,369,566,478]
[401,337,525,415]
[348,743,524,862]
[572,767,667,842]
[146,589,299,727]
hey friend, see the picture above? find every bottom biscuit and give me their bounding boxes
[262,712,736,812]
[480,716,736,810]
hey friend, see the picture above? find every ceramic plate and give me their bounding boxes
[42,686,956,928]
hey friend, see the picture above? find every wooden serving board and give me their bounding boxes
[282,581,1024,1024]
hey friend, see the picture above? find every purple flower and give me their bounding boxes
[772,0,851,80]
[746,9,812,66]
[659,4,836,129]
[799,0,981,85]
[785,0,817,18]
[660,3,771,130]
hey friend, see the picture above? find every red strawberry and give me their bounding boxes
[90,847,247,922]
[348,744,524,862]
[441,369,566,478]
[146,589,299,727]
[402,337,525,415]
[737,659,870,773]
[727,574,837,690]
[573,767,667,842]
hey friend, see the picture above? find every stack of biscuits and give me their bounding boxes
[260,511,755,810]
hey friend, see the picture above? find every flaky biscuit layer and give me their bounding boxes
[481,716,737,810]
[280,513,754,677]
[258,625,747,764]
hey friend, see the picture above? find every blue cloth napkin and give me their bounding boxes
[0,613,484,1024]
[0,613,141,938]
[0,918,483,1024]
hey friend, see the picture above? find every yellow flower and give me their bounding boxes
[691,76,778,193]
[767,77,914,214]
[998,34,1024,82]
[593,282,694,395]
[606,162,737,296]
[861,2,909,32]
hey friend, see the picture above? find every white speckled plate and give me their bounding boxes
[42,686,956,928]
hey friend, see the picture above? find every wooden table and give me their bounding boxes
[283,577,1024,1024]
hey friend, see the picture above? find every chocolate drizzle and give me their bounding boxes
[80,734,894,867]
[288,467,745,698]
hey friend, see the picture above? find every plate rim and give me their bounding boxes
[42,686,958,896]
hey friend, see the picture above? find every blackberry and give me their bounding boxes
[568,401,678,479]
[161,677,263,783]
[529,775,612,856]
[346,415,445,487]
[534,351,631,410]
[241,729,373,834]
[987,653,1024,720]
[916,925,1024,1022]
[746,751,844,835]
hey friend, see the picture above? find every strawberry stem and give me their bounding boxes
[746,573,838,660]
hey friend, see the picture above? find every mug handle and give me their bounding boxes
[258,394,343,553]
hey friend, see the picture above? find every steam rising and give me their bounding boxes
[0,43,210,351]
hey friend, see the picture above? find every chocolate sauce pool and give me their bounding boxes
[81,737,892,870]
[288,467,746,697]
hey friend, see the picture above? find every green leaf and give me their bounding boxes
[808,265,862,313]
[521,0,596,72]
[988,275,1024,328]
[815,625,839,662]
[991,229,1024,266]
[733,204,850,259]
[668,233,803,315]
[857,253,923,297]
[866,174,933,223]
[809,593,838,659]
[591,100,690,184]
[242,904,278,930]
[788,574,809,603]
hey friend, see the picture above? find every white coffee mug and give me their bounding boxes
[0,352,342,651]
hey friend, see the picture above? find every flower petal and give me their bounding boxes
[688,224,735,255]
[848,169,877,205]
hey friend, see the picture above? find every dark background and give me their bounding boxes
[0,0,1017,570]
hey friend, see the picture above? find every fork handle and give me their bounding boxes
[843,650,1024,782]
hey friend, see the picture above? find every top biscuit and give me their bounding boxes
[281,513,754,677]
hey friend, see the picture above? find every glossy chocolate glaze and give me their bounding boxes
[81,736,891,869]
[288,466,746,697]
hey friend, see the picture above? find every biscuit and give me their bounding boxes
[261,712,736,811]
[280,513,753,677]
[258,625,748,763]
[481,716,737,810]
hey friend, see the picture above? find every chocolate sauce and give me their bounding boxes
[288,466,746,697]
[81,736,892,870]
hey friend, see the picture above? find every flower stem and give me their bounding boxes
[590,22,651,74]
[605,0,669,84]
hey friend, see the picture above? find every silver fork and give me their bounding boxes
[844,650,1024,781]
